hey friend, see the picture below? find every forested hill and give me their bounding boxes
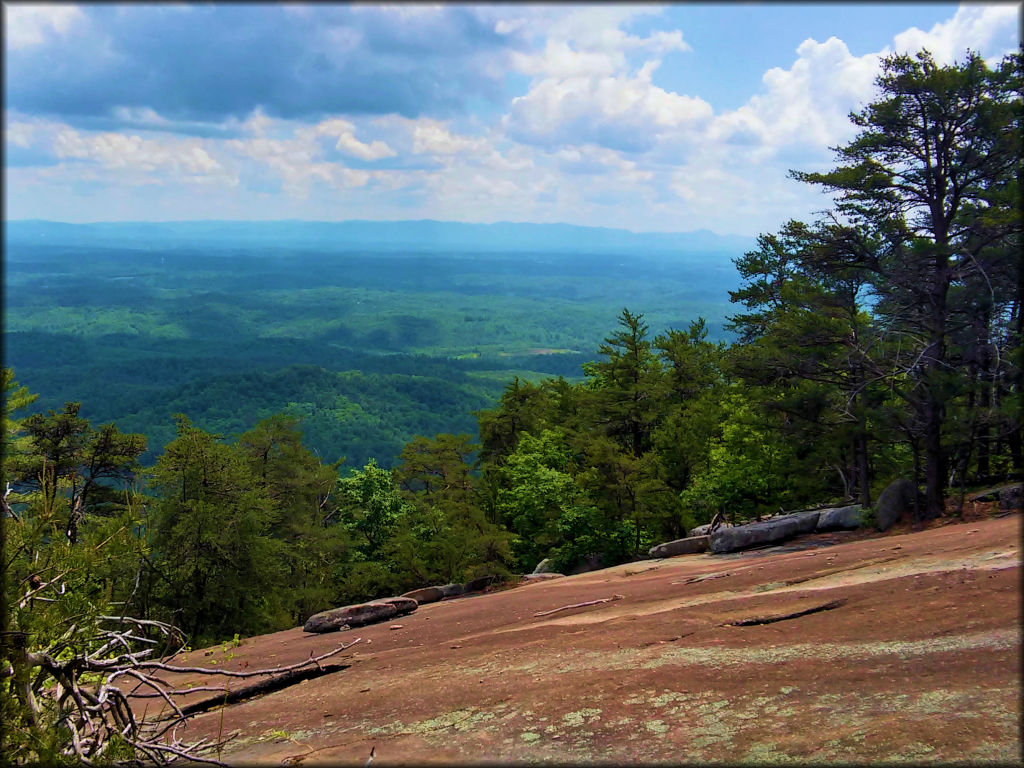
[3,220,749,467]
[5,219,755,255]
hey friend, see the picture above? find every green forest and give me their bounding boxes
[4,238,738,468]
[2,50,1021,764]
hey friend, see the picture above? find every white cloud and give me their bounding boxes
[225,119,398,198]
[709,37,881,161]
[408,120,489,156]
[506,61,712,151]
[303,118,396,161]
[7,3,1020,235]
[554,143,653,183]
[891,3,1021,65]
[5,4,86,50]
[52,127,233,184]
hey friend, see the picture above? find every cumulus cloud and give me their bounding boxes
[708,37,881,161]
[506,61,713,152]
[891,3,1020,65]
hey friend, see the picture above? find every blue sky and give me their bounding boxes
[4,2,1020,236]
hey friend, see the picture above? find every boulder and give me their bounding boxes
[999,484,1023,513]
[303,601,398,634]
[532,558,555,574]
[463,575,495,593]
[379,596,418,615]
[438,583,465,598]
[709,516,802,554]
[875,479,917,531]
[521,573,565,582]
[689,522,730,537]
[401,586,445,605]
[774,510,821,534]
[648,535,710,559]
[816,505,864,532]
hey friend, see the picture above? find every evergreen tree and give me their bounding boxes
[793,49,1023,516]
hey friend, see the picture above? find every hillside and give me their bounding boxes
[156,510,1020,764]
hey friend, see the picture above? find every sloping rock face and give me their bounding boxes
[380,597,418,616]
[303,601,399,634]
[648,535,710,558]
[401,587,445,605]
[875,479,917,531]
[709,516,803,554]
[816,505,864,531]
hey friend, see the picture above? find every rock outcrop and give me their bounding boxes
[815,505,864,532]
[303,601,399,634]
[786,510,823,534]
[999,484,1022,513]
[380,596,418,615]
[438,583,465,598]
[463,575,495,593]
[532,558,555,574]
[709,516,804,554]
[689,522,731,537]
[401,586,445,605]
[875,479,917,531]
[648,535,710,558]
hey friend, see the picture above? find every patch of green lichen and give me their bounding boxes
[742,742,803,763]
[651,691,688,707]
[645,720,669,734]
[882,742,936,762]
[562,708,602,727]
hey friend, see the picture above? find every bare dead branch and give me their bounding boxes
[533,594,624,617]
[134,639,360,679]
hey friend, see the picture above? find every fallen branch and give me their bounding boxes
[728,598,847,627]
[9,608,362,766]
[673,571,730,585]
[133,640,360,679]
[534,594,624,617]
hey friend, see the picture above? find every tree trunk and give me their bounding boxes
[921,250,950,520]
[923,401,945,519]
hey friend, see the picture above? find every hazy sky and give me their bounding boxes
[4,3,1020,236]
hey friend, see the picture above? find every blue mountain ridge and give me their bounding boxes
[5,219,756,255]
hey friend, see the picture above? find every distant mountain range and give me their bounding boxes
[5,219,756,255]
